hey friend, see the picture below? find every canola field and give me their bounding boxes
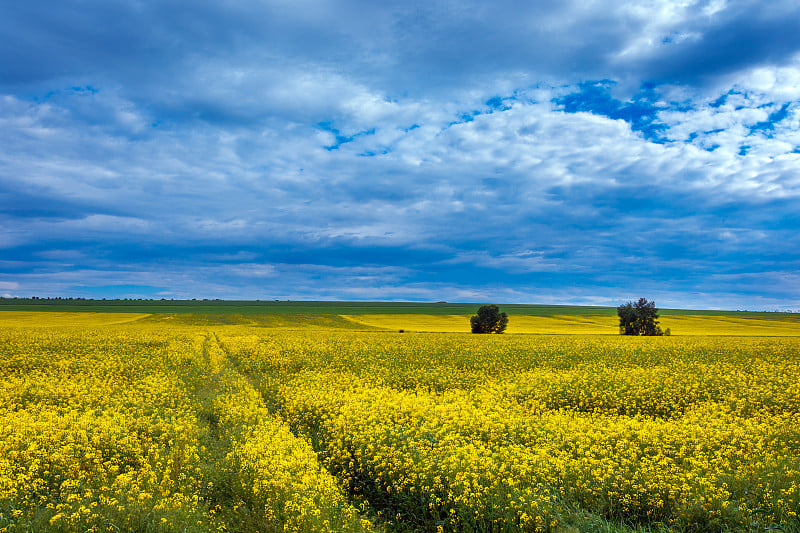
[1,312,799,532]
[342,314,800,336]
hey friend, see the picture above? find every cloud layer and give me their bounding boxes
[1,0,799,309]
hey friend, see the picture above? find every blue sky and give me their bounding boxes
[1,0,800,310]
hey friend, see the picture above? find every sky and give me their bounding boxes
[1,0,800,310]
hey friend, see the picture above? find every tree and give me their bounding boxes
[471,304,508,334]
[617,298,664,336]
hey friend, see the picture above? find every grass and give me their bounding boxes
[1,298,795,318]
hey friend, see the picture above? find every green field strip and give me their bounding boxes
[1,298,795,318]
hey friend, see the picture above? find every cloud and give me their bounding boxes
[5,1,798,100]
[617,1,800,87]
[1,1,799,308]
[441,250,566,273]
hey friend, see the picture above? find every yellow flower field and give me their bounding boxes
[343,313,800,336]
[0,311,151,327]
[0,320,371,533]
[1,311,799,532]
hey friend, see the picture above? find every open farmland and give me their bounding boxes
[1,306,799,532]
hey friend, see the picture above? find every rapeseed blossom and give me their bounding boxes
[1,315,799,532]
[0,323,370,532]
[221,330,800,531]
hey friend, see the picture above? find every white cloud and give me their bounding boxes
[2,1,800,307]
[442,250,564,273]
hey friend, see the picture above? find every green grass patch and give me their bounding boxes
[2,298,795,318]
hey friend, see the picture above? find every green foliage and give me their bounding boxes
[617,298,664,336]
[470,304,508,334]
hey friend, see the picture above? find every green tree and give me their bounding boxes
[470,304,508,334]
[617,298,664,336]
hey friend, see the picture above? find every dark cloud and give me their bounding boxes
[1,0,800,308]
[626,1,800,86]
[5,1,797,99]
